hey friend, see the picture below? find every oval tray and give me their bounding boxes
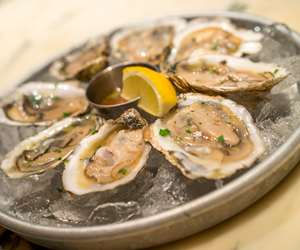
[1,11,300,250]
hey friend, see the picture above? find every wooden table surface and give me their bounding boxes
[0,0,300,249]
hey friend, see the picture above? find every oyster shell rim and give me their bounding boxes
[110,17,187,64]
[149,93,265,180]
[167,18,263,64]
[0,115,104,179]
[49,36,109,81]
[0,82,90,126]
[174,52,289,94]
[62,110,151,195]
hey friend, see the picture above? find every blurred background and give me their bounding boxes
[0,0,299,95]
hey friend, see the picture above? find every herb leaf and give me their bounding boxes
[52,96,61,101]
[159,128,171,137]
[90,128,98,135]
[63,112,71,118]
[118,168,128,175]
[217,135,225,143]
[271,68,279,77]
[63,159,69,165]
[211,41,219,50]
[185,128,192,134]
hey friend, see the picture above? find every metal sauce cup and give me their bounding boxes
[86,62,158,118]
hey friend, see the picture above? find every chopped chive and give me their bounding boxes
[90,128,98,135]
[159,128,171,137]
[185,128,192,134]
[272,68,279,76]
[217,135,225,143]
[211,41,219,50]
[208,66,219,74]
[268,68,279,78]
[63,112,71,118]
[118,168,128,175]
[52,96,61,101]
[63,159,69,165]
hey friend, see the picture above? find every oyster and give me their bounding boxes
[0,82,89,126]
[168,18,262,63]
[1,115,104,178]
[63,109,151,195]
[50,36,108,81]
[148,93,265,179]
[174,52,288,94]
[110,17,186,65]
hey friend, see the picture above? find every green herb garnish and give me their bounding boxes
[159,128,171,137]
[63,159,69,165]
[63,112,71,118]
[57,157,62,161]
[185,128,192,134]
[71,123,78,128]
[217,135,225,143]
[208,66,219,74]
[118,168,128,175]
[90,128,98,135]
[52,96,61,101]
[211,41,219,50]
[271,68,279,77]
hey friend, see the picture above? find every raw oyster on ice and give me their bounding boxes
[110,17,186,65]
[0,82,89,126]
[63,109,151,195]
[50,36,109,81]
[1,115,104,178]
[173,52,288,94]
[148,93,265,179]
[168,18,262,63]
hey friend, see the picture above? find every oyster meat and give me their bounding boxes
[50,36,109,81]
[63,109,151,195]
[148,93,265,179]
[0,82,89,126]
[168,18,262,63]
[174,52,288,94]
[110,17,186,65]
[1,115,104,178]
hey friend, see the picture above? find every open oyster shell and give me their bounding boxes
[148,93,265,179]
[50,36,109,81]
[168,18,263,64]
[1,115,104,178]
[0,82,89,126]
[110,17,186,65]
[63,109,151,195]
[173,51,288,94]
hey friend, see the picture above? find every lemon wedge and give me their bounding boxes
[122,66,177,117]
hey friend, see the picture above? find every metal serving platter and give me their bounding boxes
[0,11,300,250]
